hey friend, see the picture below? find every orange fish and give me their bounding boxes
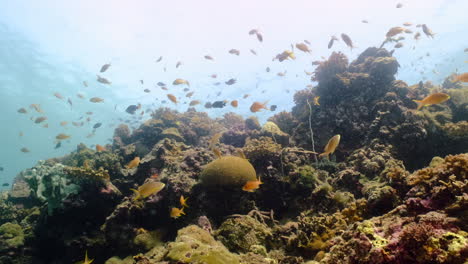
[126,157,140,169]
[454,73,468,82]
[60,121,68,126]
[96,144,106,152]
[189,100,201,106]
[319,135,341,159]
[170,207,185,219]
[180,195,189,207]
[413,93,450,110]
[77,93,85,99]
[167,94,178,104]
[56,133,71,140]
[242,177,262,192]
[386,27,405,38]
[30,104,43,113]
[250,101,269,112]
[150,173,159,179]
[231,100,238,107]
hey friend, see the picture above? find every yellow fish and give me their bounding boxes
[130,181,165,200]
[313,96,320,106]
[89,97,104,103]
[126,157,140,169]
[319,135,341,159]
[413,93,450,110]
[295,43,311,53]
[81,250,94,264]
[56,133,71,140]
[180,195,189,207]
[170,207,185,218]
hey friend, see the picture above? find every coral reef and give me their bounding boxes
[1,46,467,264]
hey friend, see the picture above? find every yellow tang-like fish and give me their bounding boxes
[170,207,185,218]
[319,134,341,159]
[242,177,263,192]
[130,181,165,200]
[413,93,450,110]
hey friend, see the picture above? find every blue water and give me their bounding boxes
[0,0,467,190]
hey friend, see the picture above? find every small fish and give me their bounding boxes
[180,195,189,207]
[229,49,240,56]
[140,80,144,84]
[204,102,212,108]
[362,20,368,23]
[422,24,435,38]
[72,121,84,127]
[277,71,286,77]
[100,63,111,73]
[304,70,313,75]
[130,181,165,200]
[97,75,111,84]
[186,91,195,98]
[2,183,9,187]
[266,67,270,72]
[242,177,262,192]
[396,3,403,8]
[17,108,27,114]
[170,207,185,219]
[395,43,404,48]
[156,56,163,62]
[67,98,73,108]
[328,35,338,49]
[210,101,225,108]
[20,147,30,153]
[54,92,63,100]
[414,32,421,40]
[275,50,295,62]
[80,250,94,264]
[189,100,201,106]
[248,29,258,35]
[56,133,71,140]
[211,74,217,78]
[341,33,355,49]
[243,94,250,99]
[54,141,62,149]
[250,49,257,55]
[161,87,168,91]
[83,81,88,87]
[454,72,468,82]
[93,122,102,129]
[319,134,341,159]
[167,94,178,104]
[225,78,236,85]
[404,29,413,34]
[231,100,238,107]
[413,93,450,110]
[77,93,85,99]
[176,61,182,68]
[96,144,106,152]
[144,89,151,93]
[150,172,159,179]
[250,101,269,112]
[126,157,140,169]
[313,96,320,105]
[42,123,49,128]
[296,43,311,53]
[60,121,68,126]
[204,55,214,60]
[386,27,405,38]
[256,32,263,42]
[173,79,190,86]
[270,105,277,111]
[30,104,43,113]
[90,97,104,103]
[35,117,47,124]
[157,82,166,86]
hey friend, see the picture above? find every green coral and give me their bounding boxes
[166,225,240,264]
[0,222,25,250]
[133,230,163,251]
[356,220,388,248]
[216,215,273,253]
[243,137,282,163]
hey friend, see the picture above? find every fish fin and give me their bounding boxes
[180,208,185,215]
[130,188,140,200]
[412,100,424,110]
[318,152,329,159]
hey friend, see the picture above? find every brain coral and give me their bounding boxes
[200,156,257,187]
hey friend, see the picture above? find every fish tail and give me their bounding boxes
[130,188,140,200]
[181,208,186,215]
[412,100,423,110]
